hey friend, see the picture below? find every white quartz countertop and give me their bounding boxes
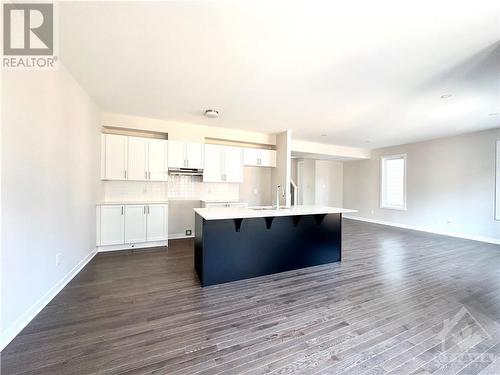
[97,201,169,205]
[194,205,356,220]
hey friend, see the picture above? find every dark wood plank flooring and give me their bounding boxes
[2,219,500,375]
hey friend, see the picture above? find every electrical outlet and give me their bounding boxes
[186,229,192,236]
[55,253,62,267]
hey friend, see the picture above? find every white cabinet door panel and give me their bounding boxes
[243,148,259,166]
[127,137,148,181]
[260,149,277,167]
[105,134,128,180]
[186,142,204,169]
[168,140,186,168]
[203,144,223,182]
[148,139,168,181]
[147,204,168,241]
[100,205,125,245]
[124,205,147,243]
[223,146,243,183]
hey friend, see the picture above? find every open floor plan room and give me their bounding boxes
[1,1,499,374]
[3,220,500,374]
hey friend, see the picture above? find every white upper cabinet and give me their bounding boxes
[243,147,276,167]
[102,134,168,181]
[203,144,242,183]
[124,205,147,243]
[167,140,187,168]
[147,204,168,241]
[104,134,128,180]
[223,146,243,182]
[167,141,204,169]
[186,142,204,169]
[147,138,168,181]
[127,137,148,180]
[203,144,223,182]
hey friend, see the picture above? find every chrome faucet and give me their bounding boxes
[275,184,281,210]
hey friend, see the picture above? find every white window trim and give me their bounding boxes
[380,153,407,211]
[496,140,500,221]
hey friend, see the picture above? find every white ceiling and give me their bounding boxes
[59,1,500,149]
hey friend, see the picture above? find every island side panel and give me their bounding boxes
[198,213,342,287]
[194,213,204,282]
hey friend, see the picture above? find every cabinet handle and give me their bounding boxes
[145,171,148,179]
[144,206,146,214]
[148,171,151,179]
[147,206,150,214]
[124,170,127,179]
[121,206,124,215]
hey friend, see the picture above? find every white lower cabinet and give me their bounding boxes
[124,205,147,243]
[98,203,168,250]
[147,204,168,241]
[99,205,125,245]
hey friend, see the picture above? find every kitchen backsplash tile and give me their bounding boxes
[102,176,239,202]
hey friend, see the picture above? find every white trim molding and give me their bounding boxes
[496,140,500,221]
[344,215,500,245]
[0,248,98,351]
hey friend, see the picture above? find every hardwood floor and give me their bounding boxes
[2,219,500,375]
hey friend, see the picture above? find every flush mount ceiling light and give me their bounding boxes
[204,109,219,118]
[488,112,499,116]
[321,134,327,137]
[440,94,453,99]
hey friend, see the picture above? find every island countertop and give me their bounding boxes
[193,205,356,220]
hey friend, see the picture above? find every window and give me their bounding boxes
[381,154,407,210]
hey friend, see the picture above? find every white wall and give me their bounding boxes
[239,167,272,206]
[102,112,276,145]
[297,159,316,205]
[343,128,500,242]
[315,160,343,207]
[296,159,343,206]
[1,66,100,349]
[272,131,292,206]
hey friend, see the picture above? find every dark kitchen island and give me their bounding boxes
[194,205,355,286]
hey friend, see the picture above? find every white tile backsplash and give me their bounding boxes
[102,176,240,202]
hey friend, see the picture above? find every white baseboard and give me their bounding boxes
[97,240,168,252]
[0,248,98,351]
[344,215,500,245]
[168,233,195,240]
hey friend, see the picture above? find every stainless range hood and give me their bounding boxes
[168,168,204,176]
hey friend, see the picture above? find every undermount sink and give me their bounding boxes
[250,206,291,211]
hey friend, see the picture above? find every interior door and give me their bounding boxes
[127,136,148,181]
[147,204,168,241]
[105,134,128,180]
[186,142,204,169]
[167,140,186,168]
[223,146,243,182]
[203,144,223,182]
[99,205,125,245]
[148,139,168,181]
